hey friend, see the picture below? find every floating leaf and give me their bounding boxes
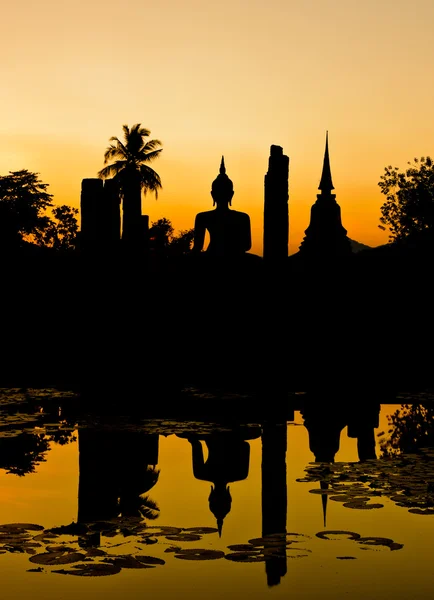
[182,527,218,534]
[343,502,384,509]
[174,549,225,561]
[145,526,182,536]
[316,531,361,541]
[164,546,182,553]
[33,533,58,542]
[53,563,121,577]
[48,523,88,536]
[357,537,394,546]
[224,552,267,562]
[389,543,404,551]
[408,508,434,515]
[135,555,165,566]
[103,556,155,569]
[85,548,106,557]
[0,524,44,532]
[336,556,357,560]
[29,551,85,565]
[166,534,201,542]
[227,544,258,552]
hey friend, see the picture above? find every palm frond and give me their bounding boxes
[142,139,163,153]
[122,124,131,141]
[137,148,163,163]
[103,142,126,164]
[129,123,151,139]
[98,160,128,180]
[138,164,162,198]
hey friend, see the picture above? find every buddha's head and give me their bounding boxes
[211,156,234,207]
[208,483,232,537]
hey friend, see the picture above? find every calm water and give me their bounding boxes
[0,398,433,600]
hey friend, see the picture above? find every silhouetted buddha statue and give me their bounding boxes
[193,157,252,258]
[179,431,255,536]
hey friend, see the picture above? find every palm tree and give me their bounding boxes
[98,124,163,242]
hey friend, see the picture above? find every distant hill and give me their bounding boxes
[349,238,373,253]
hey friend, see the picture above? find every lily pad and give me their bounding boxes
[0,523,44,532]
[224,552,267,562]
[182,527,218,535]
[103,556,155,569]
[166,534,201,542]
[29,551,85,565]
[53,563,121,576]
[135,555,165,566]
[174,549,225,561]
[316,530,361,541]
[145,526,182,536]
[343,502,384,509]
[227,544,258,552]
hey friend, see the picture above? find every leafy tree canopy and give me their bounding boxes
[149,218,194,258]
[0,170,78,250]
[379,156,434,243]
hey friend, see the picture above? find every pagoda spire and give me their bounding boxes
[318,131,334,192]
[320,481,328,527]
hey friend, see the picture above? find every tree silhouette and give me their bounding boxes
[379,156,434,243]
[0,170,53,247]
[149,218,194,258]
[97,124,162,237]
[0,170,78,250]
[34,205,78,251]
[379,404,434,457]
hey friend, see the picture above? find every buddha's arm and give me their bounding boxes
[190,439,210,481]
[193,214,206,253]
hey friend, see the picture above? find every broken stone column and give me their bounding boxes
[263,145,289,262]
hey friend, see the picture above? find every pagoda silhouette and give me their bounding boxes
[298,132,352,258]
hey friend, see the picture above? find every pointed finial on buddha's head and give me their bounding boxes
[211,156,234,206]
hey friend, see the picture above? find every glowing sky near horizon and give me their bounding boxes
[2,0,434,254]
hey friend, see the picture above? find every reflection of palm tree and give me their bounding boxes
[97,124,162,240]
[119,466,160,519]
[137,495,160,520]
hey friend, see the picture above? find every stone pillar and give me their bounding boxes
[103,179,121,245]
[263,145,289,262]
[80,178,121,251]
[80,178,104,251]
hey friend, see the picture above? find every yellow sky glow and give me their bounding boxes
[2,0,434,255]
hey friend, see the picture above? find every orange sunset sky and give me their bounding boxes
[2,0,434,255]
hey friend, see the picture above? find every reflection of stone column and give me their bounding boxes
[261,422,287,587]
[78,430,160,523]
[78,429,119,522]
[263,145,289,262]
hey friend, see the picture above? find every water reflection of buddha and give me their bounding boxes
[183,431,256,535]
[192,157,252,257]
